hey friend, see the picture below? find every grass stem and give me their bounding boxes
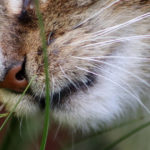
[34,1,51,150]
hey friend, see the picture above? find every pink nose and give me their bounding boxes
[0,64,28,92]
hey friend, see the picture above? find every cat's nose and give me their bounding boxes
[0,64,28,92]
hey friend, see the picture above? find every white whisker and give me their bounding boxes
[73,0,121,29]
[71,35,150,46]
[75,66,150,113]
[33,86,43,100]
[39,85,45,101]
[79,77,90,93]
[96,65,138,95]
[53,124,61,141]
[93,12,150,36]
[82,35,150,48]
[91,34,150,42]
[51,75,55,100]
[59,66,79,90]
[72,56,150,60]
[73,56,150,88]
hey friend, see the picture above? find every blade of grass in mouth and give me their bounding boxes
[34,1,51,150]
[0,76,36,131]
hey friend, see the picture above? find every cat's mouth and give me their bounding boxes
[35,72,96,110]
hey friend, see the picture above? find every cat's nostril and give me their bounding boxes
[15,62,26,81]
[0,64,28,93]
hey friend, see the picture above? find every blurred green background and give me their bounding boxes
[0,115,150,150]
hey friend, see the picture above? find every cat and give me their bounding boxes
[0,0,150,136]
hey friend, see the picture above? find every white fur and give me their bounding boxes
[0,47,5,81]
[53,41,150,132]
[5,0,22,14]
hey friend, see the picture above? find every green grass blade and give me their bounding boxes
[34,1,51,150]
[103,120,150,150]
[0,113,8,119]
[0,76,35,131]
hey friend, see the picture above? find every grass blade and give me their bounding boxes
[34,1,51,150]
[0,113,8,119]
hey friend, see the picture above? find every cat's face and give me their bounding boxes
[0,0,150,131]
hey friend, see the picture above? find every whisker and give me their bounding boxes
[53,124,61,141]
[93,12,150,36]
[33,87,43,101]
[96,65,138,95]
[82,35,150,48]
[59,66,79,90]
[71,35,150,46]
[79,77,90,93]
[73,56,150,88]
[39,85,45,101]
[75,66,150,113]
[73,0,121,29]
[91,34,150,43]
[51,75,55,100]
[72,56,150,60]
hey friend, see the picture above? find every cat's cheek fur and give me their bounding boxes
[51,40,150,131]
[52,58,138,131]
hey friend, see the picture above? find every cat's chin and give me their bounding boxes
[0,89,40,116]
